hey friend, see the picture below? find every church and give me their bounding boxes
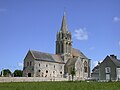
[23,12,90,80]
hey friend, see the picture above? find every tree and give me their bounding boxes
[0,71,1,77]
[13,70,23,77]
[1,69,11,77]
[70,67,76,81]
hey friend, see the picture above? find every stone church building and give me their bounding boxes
[23,13,90,80]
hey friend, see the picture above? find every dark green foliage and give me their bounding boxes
[1,69,11,77]
[70,67,75,81]
[0,71,1,77]
[13,70,23,77]
[0,81,120,90]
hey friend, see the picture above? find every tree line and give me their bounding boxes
[0,69,23,77]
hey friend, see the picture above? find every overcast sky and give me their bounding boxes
[0,0,120,72]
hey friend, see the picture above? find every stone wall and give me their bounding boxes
[34,60,64,77]
[0,77,68,82]
[23,58,64,77]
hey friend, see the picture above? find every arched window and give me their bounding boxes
[69,43,71,45]
[84,61,88,73]
[30,61,32,66]
[46,70,48,73]
[61,43,63,53]
[66,42,68,45]
[27,62,29,66]
[62,33,64,39]
[60,72,62,74]
[38,70,41,72]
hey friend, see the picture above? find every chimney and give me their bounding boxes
[110,54,117,59]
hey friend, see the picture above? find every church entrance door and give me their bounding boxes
[28,73,31,77]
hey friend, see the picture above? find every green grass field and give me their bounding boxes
[0,81,120,90]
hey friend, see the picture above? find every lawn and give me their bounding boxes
[0,81,120,90]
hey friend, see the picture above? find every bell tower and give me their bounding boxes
[56,12,72,63]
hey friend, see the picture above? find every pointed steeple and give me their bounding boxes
[60,11,68,33]
[56,11,72,62]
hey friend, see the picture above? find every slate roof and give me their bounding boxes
[28,48,88,65]
[66,57,78,66]
[92,65,99,71]
[109,56,120,67]
[92,65,99,73]
[94,55,120,69]
[30,50,64,64]
[65,48,89,66]
[72,48,88,59]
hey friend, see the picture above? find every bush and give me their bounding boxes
[13,70,23,77]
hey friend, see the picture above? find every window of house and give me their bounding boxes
[105,67,111,73]
[54,65,55,69]
[46,64,48,67]
[39,64,40,67]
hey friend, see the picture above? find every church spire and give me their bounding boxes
[56,11,72,62]
[60,11,68,33]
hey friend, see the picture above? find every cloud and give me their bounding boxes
[92,61,98,67]
[92,60,102,68]
[113,16,120,22]
[18,62,23,69]
[0,8,7,12]
[89,47,95,50]
[74,28,88,40]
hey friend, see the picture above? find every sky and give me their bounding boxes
[0,0,120,72]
